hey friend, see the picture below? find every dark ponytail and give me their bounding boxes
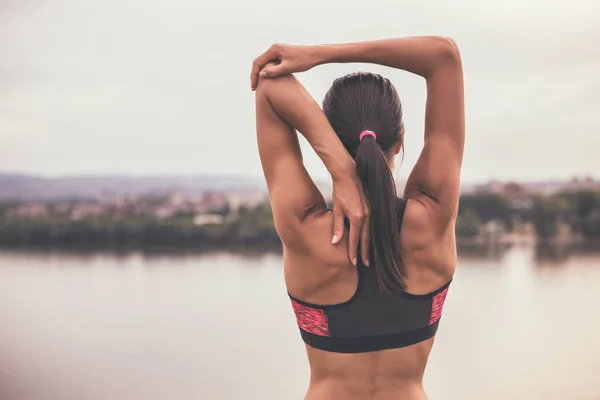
[355,135,406,292]
[323,71,406,293]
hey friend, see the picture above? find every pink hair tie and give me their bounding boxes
[359,130,376,141]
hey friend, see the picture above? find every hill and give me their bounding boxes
[0,173,266,201]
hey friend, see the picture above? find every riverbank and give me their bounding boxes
[2,237,598,262]
[2,187,600,249]
[457,232,600,246]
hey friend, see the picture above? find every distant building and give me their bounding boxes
[193,214,224,226]
[71,204,106,220]
[226,190,268,210]
[166,192,185,206]
[560,176,600,192]
[463,177,600,197]
[154,205,178,220]
[481,219,506,242]
[196,191,227,212]
[54,203,72,214]
[466,181,530,196]
[7,203,48,218]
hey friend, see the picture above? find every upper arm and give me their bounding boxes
[404,39,465,224]
[254,74,327,247]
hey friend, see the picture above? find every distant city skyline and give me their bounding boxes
[1,0,599,183]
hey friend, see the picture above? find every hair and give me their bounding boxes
[323,72,406,292]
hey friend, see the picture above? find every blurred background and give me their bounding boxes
[1,0,599,399]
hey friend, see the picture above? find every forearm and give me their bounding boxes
[260,74,355,178]
[314,36,459,79]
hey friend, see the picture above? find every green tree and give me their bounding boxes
[530,195,571,239]
[582,210,600,238]
[558,190,600,233]
[458,193,512,227]
[455,209,481,237]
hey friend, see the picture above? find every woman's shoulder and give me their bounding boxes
[401,198,457,278]
[402,197,457,234]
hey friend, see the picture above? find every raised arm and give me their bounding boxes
[321,38,464,221]
[254,70,371,266]
[252,37,464,227]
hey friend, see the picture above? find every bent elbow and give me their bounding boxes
[436,37,461,64]
[255,63,296,95]
[418,36,461,79]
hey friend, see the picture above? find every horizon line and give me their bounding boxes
[0,170,598,186]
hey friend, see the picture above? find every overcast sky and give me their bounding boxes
[1,0,599,183]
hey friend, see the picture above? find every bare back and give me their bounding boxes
[253,37,464,399]
[283,200,456,399]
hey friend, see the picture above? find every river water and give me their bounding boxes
[0,244,599,400]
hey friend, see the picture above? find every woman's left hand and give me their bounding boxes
[250,43,320,90]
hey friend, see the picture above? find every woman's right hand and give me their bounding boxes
[250,44,320,91]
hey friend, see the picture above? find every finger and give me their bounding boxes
[251,47,278,90]
[259,62,288,79]
[360,208,371,266]
[348,215,362,267]
[332,207,345,244]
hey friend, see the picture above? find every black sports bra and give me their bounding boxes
[288,198,452,354]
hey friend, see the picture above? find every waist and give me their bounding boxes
[305,377,428,400]
[304,337,434,398]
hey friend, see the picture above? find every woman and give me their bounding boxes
[251,36,464,399]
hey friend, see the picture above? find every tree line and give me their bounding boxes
[1,189,600,250]
[0,203,280,250]
[456,190,600,239]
